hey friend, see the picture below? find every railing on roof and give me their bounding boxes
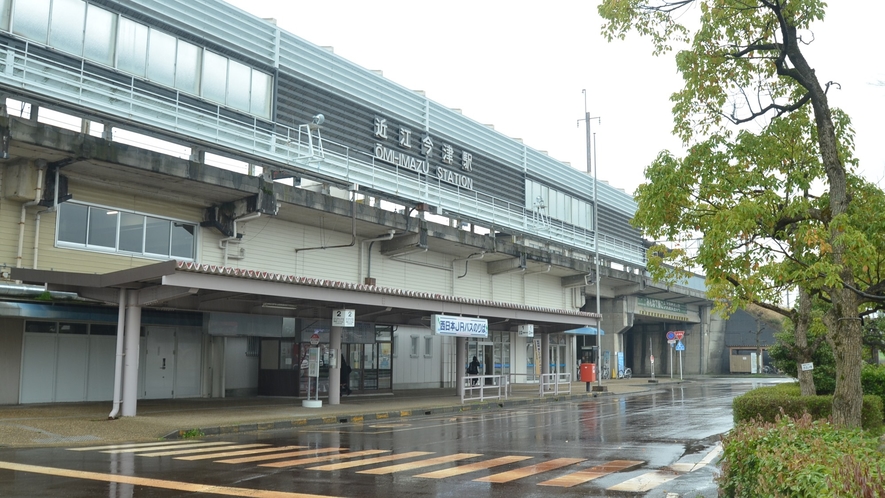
[0,42,648,267]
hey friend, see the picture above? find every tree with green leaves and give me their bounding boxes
[598,0,885,427]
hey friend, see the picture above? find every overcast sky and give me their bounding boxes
[224,0,885,197]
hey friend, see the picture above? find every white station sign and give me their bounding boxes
[517,324,534,337]
[332,309,355,327]
[430,315,488,338]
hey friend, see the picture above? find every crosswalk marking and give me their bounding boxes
[101,442,234,454]
[138,443,270,457]
[539,459,644,487]
[176,445,307,461]
[260,449,391,468]
[474,457,586,483]
[357,453,482,475]
[308,451,433,471]
[68,440,207,452]
[414,456,534,478]
[217,447,343,464]
[669,443,722,473]
[607,470,679,492]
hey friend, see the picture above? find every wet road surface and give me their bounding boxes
[0,378,780,497]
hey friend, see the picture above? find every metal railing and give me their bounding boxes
[0,42,648,267]
[461,375,508,403]
[539,372,572,397]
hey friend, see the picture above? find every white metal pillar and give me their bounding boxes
[121,289,141,417]
[329,326,342,405]
[456,337,466,397]
[541,333,550,376]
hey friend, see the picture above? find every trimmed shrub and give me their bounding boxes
[733,383,884,433]
[719,413,885,498]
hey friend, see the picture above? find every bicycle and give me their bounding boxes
[601,366,611,380]
[618,368,632,379]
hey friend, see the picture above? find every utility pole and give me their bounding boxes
[578,89,602,389]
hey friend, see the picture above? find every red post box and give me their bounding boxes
[580,362,596,383]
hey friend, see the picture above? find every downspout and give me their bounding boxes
[218,212,262,265]
[16,160,46,269]
[360,230,396,283]
[33,165,61,270]
[452,251,485,294]
[108,288,127,419]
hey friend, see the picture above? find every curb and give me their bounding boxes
[161,388,624,440]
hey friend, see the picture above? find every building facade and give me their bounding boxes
[0,0,719,412]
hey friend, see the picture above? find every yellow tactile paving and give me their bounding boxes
[414,456,534,478]
[308,451,433,471]
[473,457,586,483]
[176,446,307,461]
[217,447,344,464]
[260,449,390,468]
[357,453,482,475]
[538,459,644,487]
[0,460,343,498]
[139,443,271,457]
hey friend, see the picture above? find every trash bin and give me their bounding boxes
[580,362,596,383]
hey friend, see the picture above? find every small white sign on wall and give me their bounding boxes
[332,309,355,327]
[801,362,814,371]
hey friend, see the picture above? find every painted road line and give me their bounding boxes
[260,449,391,468]
[138,443,271,457]
[69,440,210,451]
[100,442,235,454]
[217,447,344,464]
[414,456,534,478]
[357,453,482,475]
[0,460,342,498]
[670,443,723,473]
[538,459,645,487]
[309,451,434,471]
[176,446,307,461]
[474,458,586,483]
[607,470,679,492]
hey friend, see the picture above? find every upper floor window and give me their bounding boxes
[2,0,271,119]
[57,202,196,260]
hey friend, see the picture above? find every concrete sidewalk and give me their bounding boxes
[0,378,685,448]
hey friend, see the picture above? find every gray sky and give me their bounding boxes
[224,0,885,196]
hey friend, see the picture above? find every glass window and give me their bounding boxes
[83,5,115,65]
[13,0,50,42]
[410,336,418,357]
[59,322,88,334]
[250,70,271,118]
[90,324,117,336]
[0,0,11,31]
[174,40,200,94]
[58,202,87,244]
[87,207,118,248]
[118,212,144,253]
[146,28,176,88]
[25,321,56,333]
[144,216,170,255]
[226,59,251,112]
[116,17,148,77]
[170,222,195,258]
[424,336,432,357]
[201,51,228,104]
[48,0,85,55]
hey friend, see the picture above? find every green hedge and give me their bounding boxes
[719,414,885,497]
[732,383,884,433]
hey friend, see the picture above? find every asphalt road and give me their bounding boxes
[0,378,778,497]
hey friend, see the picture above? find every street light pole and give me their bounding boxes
[578,89,602,388]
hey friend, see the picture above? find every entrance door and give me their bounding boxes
[144,327,175,399]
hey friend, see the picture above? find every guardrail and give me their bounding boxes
[539,373,572,397]
[461,375,508,403]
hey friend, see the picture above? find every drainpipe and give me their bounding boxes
[108,288,127,419]
[16,160,46,269]
[360,230,396,283]
[33,165,61,269]
[218,212,262,266]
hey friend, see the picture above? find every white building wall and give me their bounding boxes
[392,325,445,390]
[224,336,259,396]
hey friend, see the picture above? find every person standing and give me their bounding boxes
[467,355,480,386]
[340,358,352,395]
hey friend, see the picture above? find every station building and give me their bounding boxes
[0,0,719,413]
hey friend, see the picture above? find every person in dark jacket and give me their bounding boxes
[340,358,352,395]
[467,356,480,385]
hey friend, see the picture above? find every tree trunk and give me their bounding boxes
[794,288,816,396]
[824,289,864,428]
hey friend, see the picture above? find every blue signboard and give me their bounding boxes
[430,315,489,338]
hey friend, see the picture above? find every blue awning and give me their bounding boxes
[564,326,604,336]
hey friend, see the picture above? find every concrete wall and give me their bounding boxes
[224,336,259,397]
